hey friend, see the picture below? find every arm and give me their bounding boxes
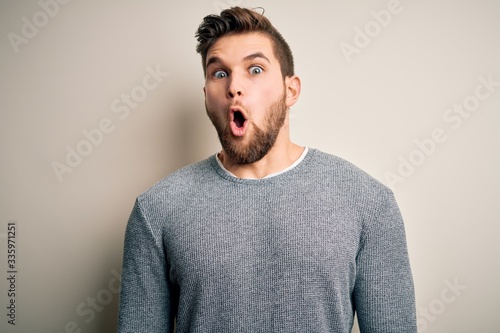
[353,190,417,332]
[117,199,175,333]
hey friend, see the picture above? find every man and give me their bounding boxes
[117,7,417,333]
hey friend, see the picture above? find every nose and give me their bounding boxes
[227,74,243,99]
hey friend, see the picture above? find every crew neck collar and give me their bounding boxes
[214,147,310,181]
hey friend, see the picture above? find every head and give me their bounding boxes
[195,7,294,79]
[195,7,300,164]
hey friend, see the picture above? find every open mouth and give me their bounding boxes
[233,110,246,128]
[229,107,248,137]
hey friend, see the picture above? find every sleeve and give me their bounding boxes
[117,199,175,333]
[353,190,417,333]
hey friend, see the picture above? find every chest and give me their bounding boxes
[164,188,363,288]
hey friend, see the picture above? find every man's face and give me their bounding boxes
[204,32,288,164]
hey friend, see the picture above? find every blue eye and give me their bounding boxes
[213,70,227,79]
[250,66,263,75]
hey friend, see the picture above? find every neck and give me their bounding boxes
[218,126,304,179]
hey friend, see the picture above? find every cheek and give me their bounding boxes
[251,85,281,110]
[204,85,224,107]
[255,79,282,101]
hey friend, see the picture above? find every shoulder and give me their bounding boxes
[136,155,217,208]
[309,149,389,191]
[306,148,395,209]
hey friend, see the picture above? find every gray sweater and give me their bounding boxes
[117,148,417,333]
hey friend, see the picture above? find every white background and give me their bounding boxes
[0,0,499,332]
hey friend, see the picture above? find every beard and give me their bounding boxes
[206,89,288,165]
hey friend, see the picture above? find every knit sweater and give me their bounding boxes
[117,148,417,333]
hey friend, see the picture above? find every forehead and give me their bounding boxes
[206,32,276,65]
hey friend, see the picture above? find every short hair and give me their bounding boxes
[195,7,294,79]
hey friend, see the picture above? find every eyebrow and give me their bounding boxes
[243,52,271,64]
[206,52,271,68]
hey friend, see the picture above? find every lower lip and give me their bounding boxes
[230,121,248,137]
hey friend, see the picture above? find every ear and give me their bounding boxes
[203,86,206,98]
[284,75,301,108]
